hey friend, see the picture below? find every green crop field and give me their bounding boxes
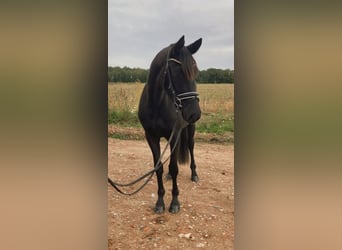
[108,83,234,143]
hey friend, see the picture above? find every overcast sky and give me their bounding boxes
[108,0,234,70]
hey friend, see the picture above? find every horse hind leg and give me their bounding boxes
[188,124,199,182]
[165,172,172,180]
[146,132,165,213]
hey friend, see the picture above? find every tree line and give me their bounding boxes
[108,66,234,83]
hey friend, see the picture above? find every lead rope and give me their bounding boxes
[107,114,182,196]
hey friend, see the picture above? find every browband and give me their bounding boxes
[168,58,182,64]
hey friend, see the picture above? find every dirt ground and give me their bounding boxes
[108,138,234,249]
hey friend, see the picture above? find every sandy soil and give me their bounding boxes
[108,138,234,249]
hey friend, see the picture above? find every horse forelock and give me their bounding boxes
[180,48,198,82]
[151,45,198,82]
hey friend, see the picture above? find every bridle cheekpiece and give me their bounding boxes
[164,49,199,111]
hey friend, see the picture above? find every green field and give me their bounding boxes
[108,83,234,143]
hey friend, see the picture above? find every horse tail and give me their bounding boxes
[177,127,189,164]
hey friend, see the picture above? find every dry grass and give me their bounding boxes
[108,82,234,114]
[198,83,234,114]
[108,83,234,141]
[108,83,143,113]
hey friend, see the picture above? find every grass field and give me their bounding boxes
[108,83,234,142]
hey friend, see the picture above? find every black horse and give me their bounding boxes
[138,35,202,213]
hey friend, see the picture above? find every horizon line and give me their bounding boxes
[108,65,234,71]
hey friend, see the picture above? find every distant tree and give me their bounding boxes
[196,68,234,83]
[108,66,233,83]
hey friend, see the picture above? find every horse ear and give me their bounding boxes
[172,35,185,55]
[186,38,202,54]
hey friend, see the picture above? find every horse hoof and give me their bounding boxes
[154,205,165,214]
[191,175,199,182]
[165,173,172,180]
[169,204,180,213]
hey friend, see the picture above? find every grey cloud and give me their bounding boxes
[108,0,234,69]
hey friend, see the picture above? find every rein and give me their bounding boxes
[107,47,199,195]
[107,119,182,196]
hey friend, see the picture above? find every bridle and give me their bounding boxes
[164,49,200,111]
[108,47,199,195]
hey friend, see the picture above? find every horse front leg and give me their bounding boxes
[155,163,165,213]
[146,132,165,213]
[168,149,180,213]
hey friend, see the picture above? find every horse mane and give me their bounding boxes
[179,47,199,82]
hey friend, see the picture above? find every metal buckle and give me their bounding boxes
[174,96,182,111]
